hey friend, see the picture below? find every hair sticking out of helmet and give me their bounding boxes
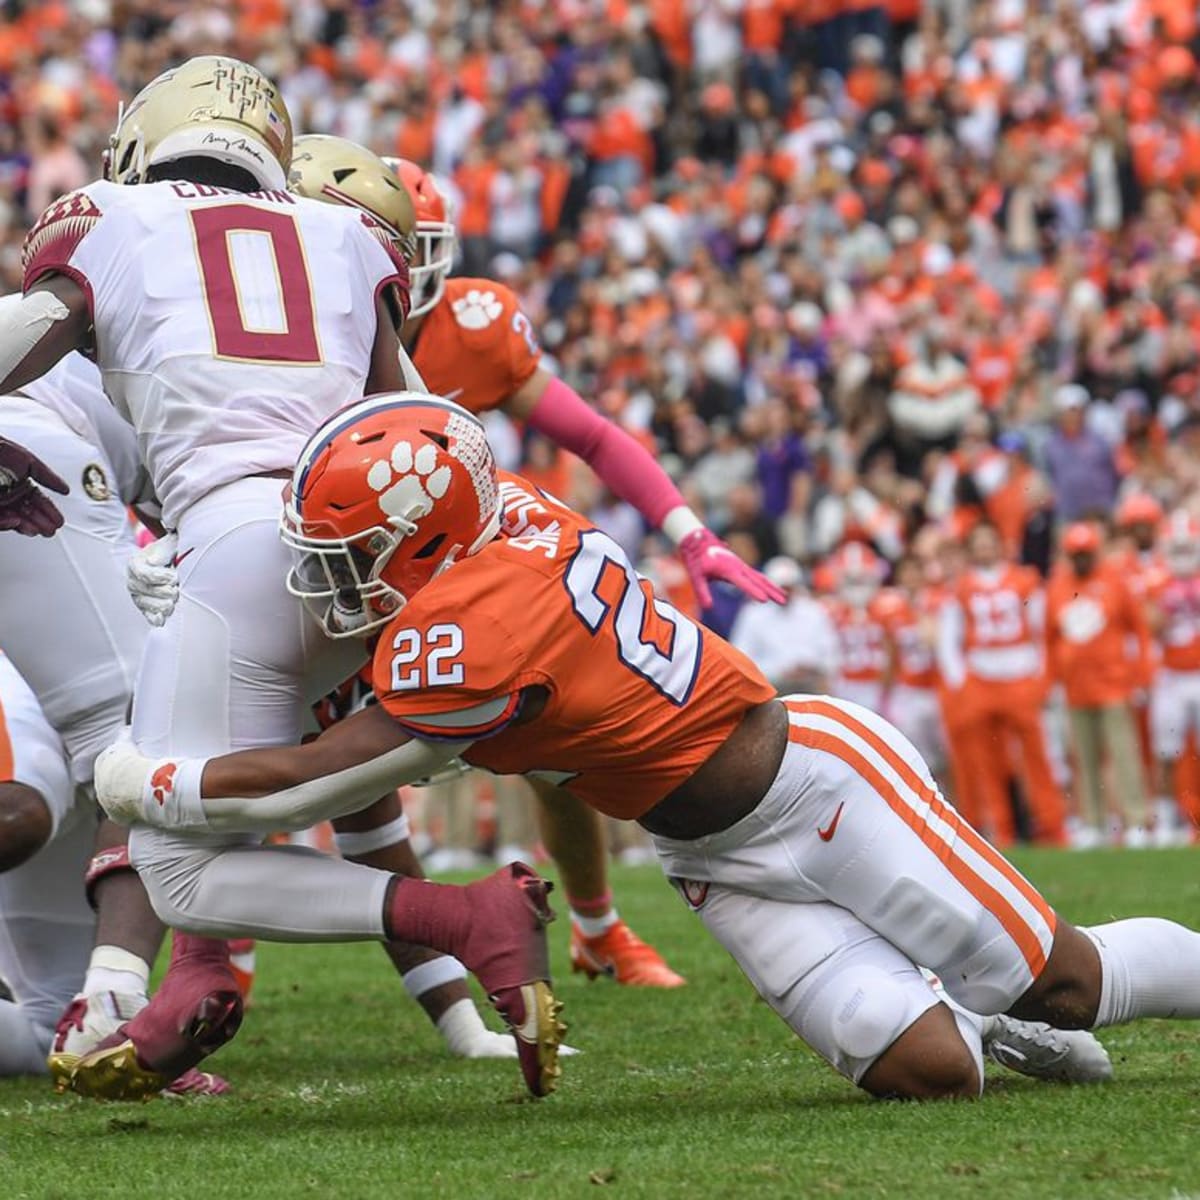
[106,56,292,191]
[381,158,457,317]
[281,393,500,638]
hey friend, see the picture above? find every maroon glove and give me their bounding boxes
[678,527,788,609]
[0,436,69,537]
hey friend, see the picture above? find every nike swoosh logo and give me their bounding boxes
[172,547,195,568]
[818,801,845,842]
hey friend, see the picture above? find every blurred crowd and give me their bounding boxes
[3,0,1200,854]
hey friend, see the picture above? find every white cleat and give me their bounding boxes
[983,1015,1112,1084]
[48,990,147,1093]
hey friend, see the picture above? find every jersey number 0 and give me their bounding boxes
[565,529,701,706]
[190,204,322,365]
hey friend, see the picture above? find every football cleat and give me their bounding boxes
[48,991,147,1094]
[570,920,686,988]
[459,863,563,1097]
[983,1015,1113,1084]
[68,989,242,1102]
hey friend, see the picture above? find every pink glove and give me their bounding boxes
[0,436,69,537]
[678,528,788,609]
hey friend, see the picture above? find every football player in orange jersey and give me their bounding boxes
[879,553,946,779]
[284,140,788,988]
[1146,511,1200,838]
[825,542,890,713]
[92,394,1200,1104]
[937,521,1066,847]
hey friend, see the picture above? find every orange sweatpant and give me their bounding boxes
[954,678,1066,847]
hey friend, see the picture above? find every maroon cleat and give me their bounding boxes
[458,863,565,1097]
[68,988,243,1102]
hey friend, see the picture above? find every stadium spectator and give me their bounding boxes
[1043,386,1120,522]
[4,0,1200,852]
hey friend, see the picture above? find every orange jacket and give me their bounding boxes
[1045,563,1149,706]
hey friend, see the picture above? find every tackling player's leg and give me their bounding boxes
[533,779,685,989]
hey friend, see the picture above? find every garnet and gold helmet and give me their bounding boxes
[381,158,456,317]
[289,135,416,262]
[282,393,500,637]
[105,56,291,190]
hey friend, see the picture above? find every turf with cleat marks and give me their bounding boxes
[2,852,1199,1199]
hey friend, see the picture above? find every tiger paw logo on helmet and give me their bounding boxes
[368,440,452,525]
[451,288,502,330]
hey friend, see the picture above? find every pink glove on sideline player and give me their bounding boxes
[678,527,788,609]
[0,436,69,537]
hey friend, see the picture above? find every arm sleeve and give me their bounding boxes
[525,376,686,530]
[198,738,467,834]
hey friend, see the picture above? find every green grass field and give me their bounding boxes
[3,849,1200,1200]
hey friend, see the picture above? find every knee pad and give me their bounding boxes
[828,967,913,1062]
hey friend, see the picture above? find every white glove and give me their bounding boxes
[126,533,180,627]
[93,729,206,829]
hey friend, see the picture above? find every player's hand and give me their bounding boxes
[678,528,788,609]
[94,729,159,825]
[0,436,69,537]
[127,532,180,626]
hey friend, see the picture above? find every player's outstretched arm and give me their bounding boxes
[95,705,469,835]
[512,369,786,608]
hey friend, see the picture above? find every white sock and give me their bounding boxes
[1085,919,1200,1026]
[401,956,467,1001]
[82,945,151,999]
[572,907,619,938]
[435,997,516,1059]
[923,970,985,1095]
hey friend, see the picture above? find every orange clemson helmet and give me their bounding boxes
[282,393,500,637]
[382,157,457,317]
[1114,492,1164,529]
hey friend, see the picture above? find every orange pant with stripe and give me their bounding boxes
[952,677,1066,846]
[651,695,1058,1082]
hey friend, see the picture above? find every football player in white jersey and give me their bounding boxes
[0,354,221,1091]
[0,56,561,1100]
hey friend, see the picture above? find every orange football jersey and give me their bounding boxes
[828,598,888,683]
[957,564,1042,653]
[1150,573,1200,672]
[879,589,938,689]
[410,278,541,415]
[373,473,774,819]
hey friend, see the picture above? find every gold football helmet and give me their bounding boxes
[288,135,416,260]
[105,56,292,190]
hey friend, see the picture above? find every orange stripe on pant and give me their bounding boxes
[795,698,1057,937]
[0,688,13,783]
[785,701,1051,978]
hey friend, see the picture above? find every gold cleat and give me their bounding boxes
[48,1051,81,1095]
[505,981,566,1097]
[67,1039,172,1102]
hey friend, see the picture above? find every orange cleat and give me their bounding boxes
[569,920,686,988]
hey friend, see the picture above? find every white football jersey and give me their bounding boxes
[15,351,150,507]
[24,180,406,526]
